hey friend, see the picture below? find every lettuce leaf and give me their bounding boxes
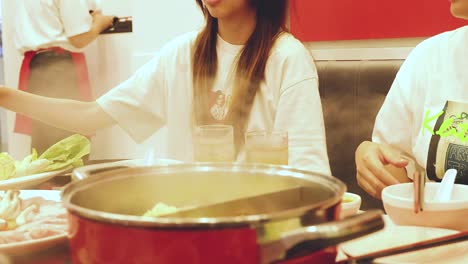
[15,155,52,177]
[0,153,16,180]
[38,134,91,172]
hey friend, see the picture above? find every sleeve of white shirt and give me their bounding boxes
[272,40,331,176]
[373,79,414,152]
[96,55,168,143]
[58,0,93,37]
[373,78,416,179]
[372,42,427,179]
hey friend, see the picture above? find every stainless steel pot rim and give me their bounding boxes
[62,163,346,228]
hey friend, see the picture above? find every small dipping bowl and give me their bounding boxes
[340,192,362,219]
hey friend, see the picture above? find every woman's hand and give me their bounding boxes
[68,11,115,48]
[355,141,410,199]
[91,11,115,33]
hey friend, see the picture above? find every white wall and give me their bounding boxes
[1,0,203,160]
[2,0,26,159]
[0,0,5,152]
[306,37,424,61]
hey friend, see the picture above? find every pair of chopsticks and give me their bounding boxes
[343,230,468,263]
[413,169,426,213]
[399,152,426,213]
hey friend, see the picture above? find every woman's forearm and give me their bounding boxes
[0,87,115,135]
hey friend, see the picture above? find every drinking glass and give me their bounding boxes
[193,125,235,162]
[245,130,288,165]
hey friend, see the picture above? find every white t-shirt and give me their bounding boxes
[97,31,331,176]
[14,0,94,54]
[373,26,468,184]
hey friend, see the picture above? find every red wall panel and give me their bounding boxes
[290,0,468,41]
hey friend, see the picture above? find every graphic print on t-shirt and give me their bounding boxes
[426,101,468,185]
[209,90,232,122]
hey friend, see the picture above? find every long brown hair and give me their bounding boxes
[192,0,287,149]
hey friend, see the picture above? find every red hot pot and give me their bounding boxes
[62,163,384,264]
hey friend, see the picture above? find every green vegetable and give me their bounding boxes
[0,134,90,181]
[0,153,16,180]
[143,203,178,217]
[15,149,52,177]
[38,134,91,172]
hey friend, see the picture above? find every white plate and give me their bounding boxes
[0,190,67,255]
[338,217,468,263]
[0,170,66,190]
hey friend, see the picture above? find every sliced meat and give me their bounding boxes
[0,196,67,245]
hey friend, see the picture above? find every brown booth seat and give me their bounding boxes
[316,60,404,209]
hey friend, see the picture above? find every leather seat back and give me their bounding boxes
[317,60,404,209]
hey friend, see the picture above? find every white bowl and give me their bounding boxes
[340,192,362,219]
[382,182,468,230]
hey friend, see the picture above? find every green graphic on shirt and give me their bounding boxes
[423,110,468,142]
[423,109,444,135]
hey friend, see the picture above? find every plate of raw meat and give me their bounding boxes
[0,190,68,255]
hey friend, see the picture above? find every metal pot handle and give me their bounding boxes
[260,209,384,263]
[73,162,130,181]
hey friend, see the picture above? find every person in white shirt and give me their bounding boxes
[355,0,468,199]
[1,0,331,175]
[13,0,114,154]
